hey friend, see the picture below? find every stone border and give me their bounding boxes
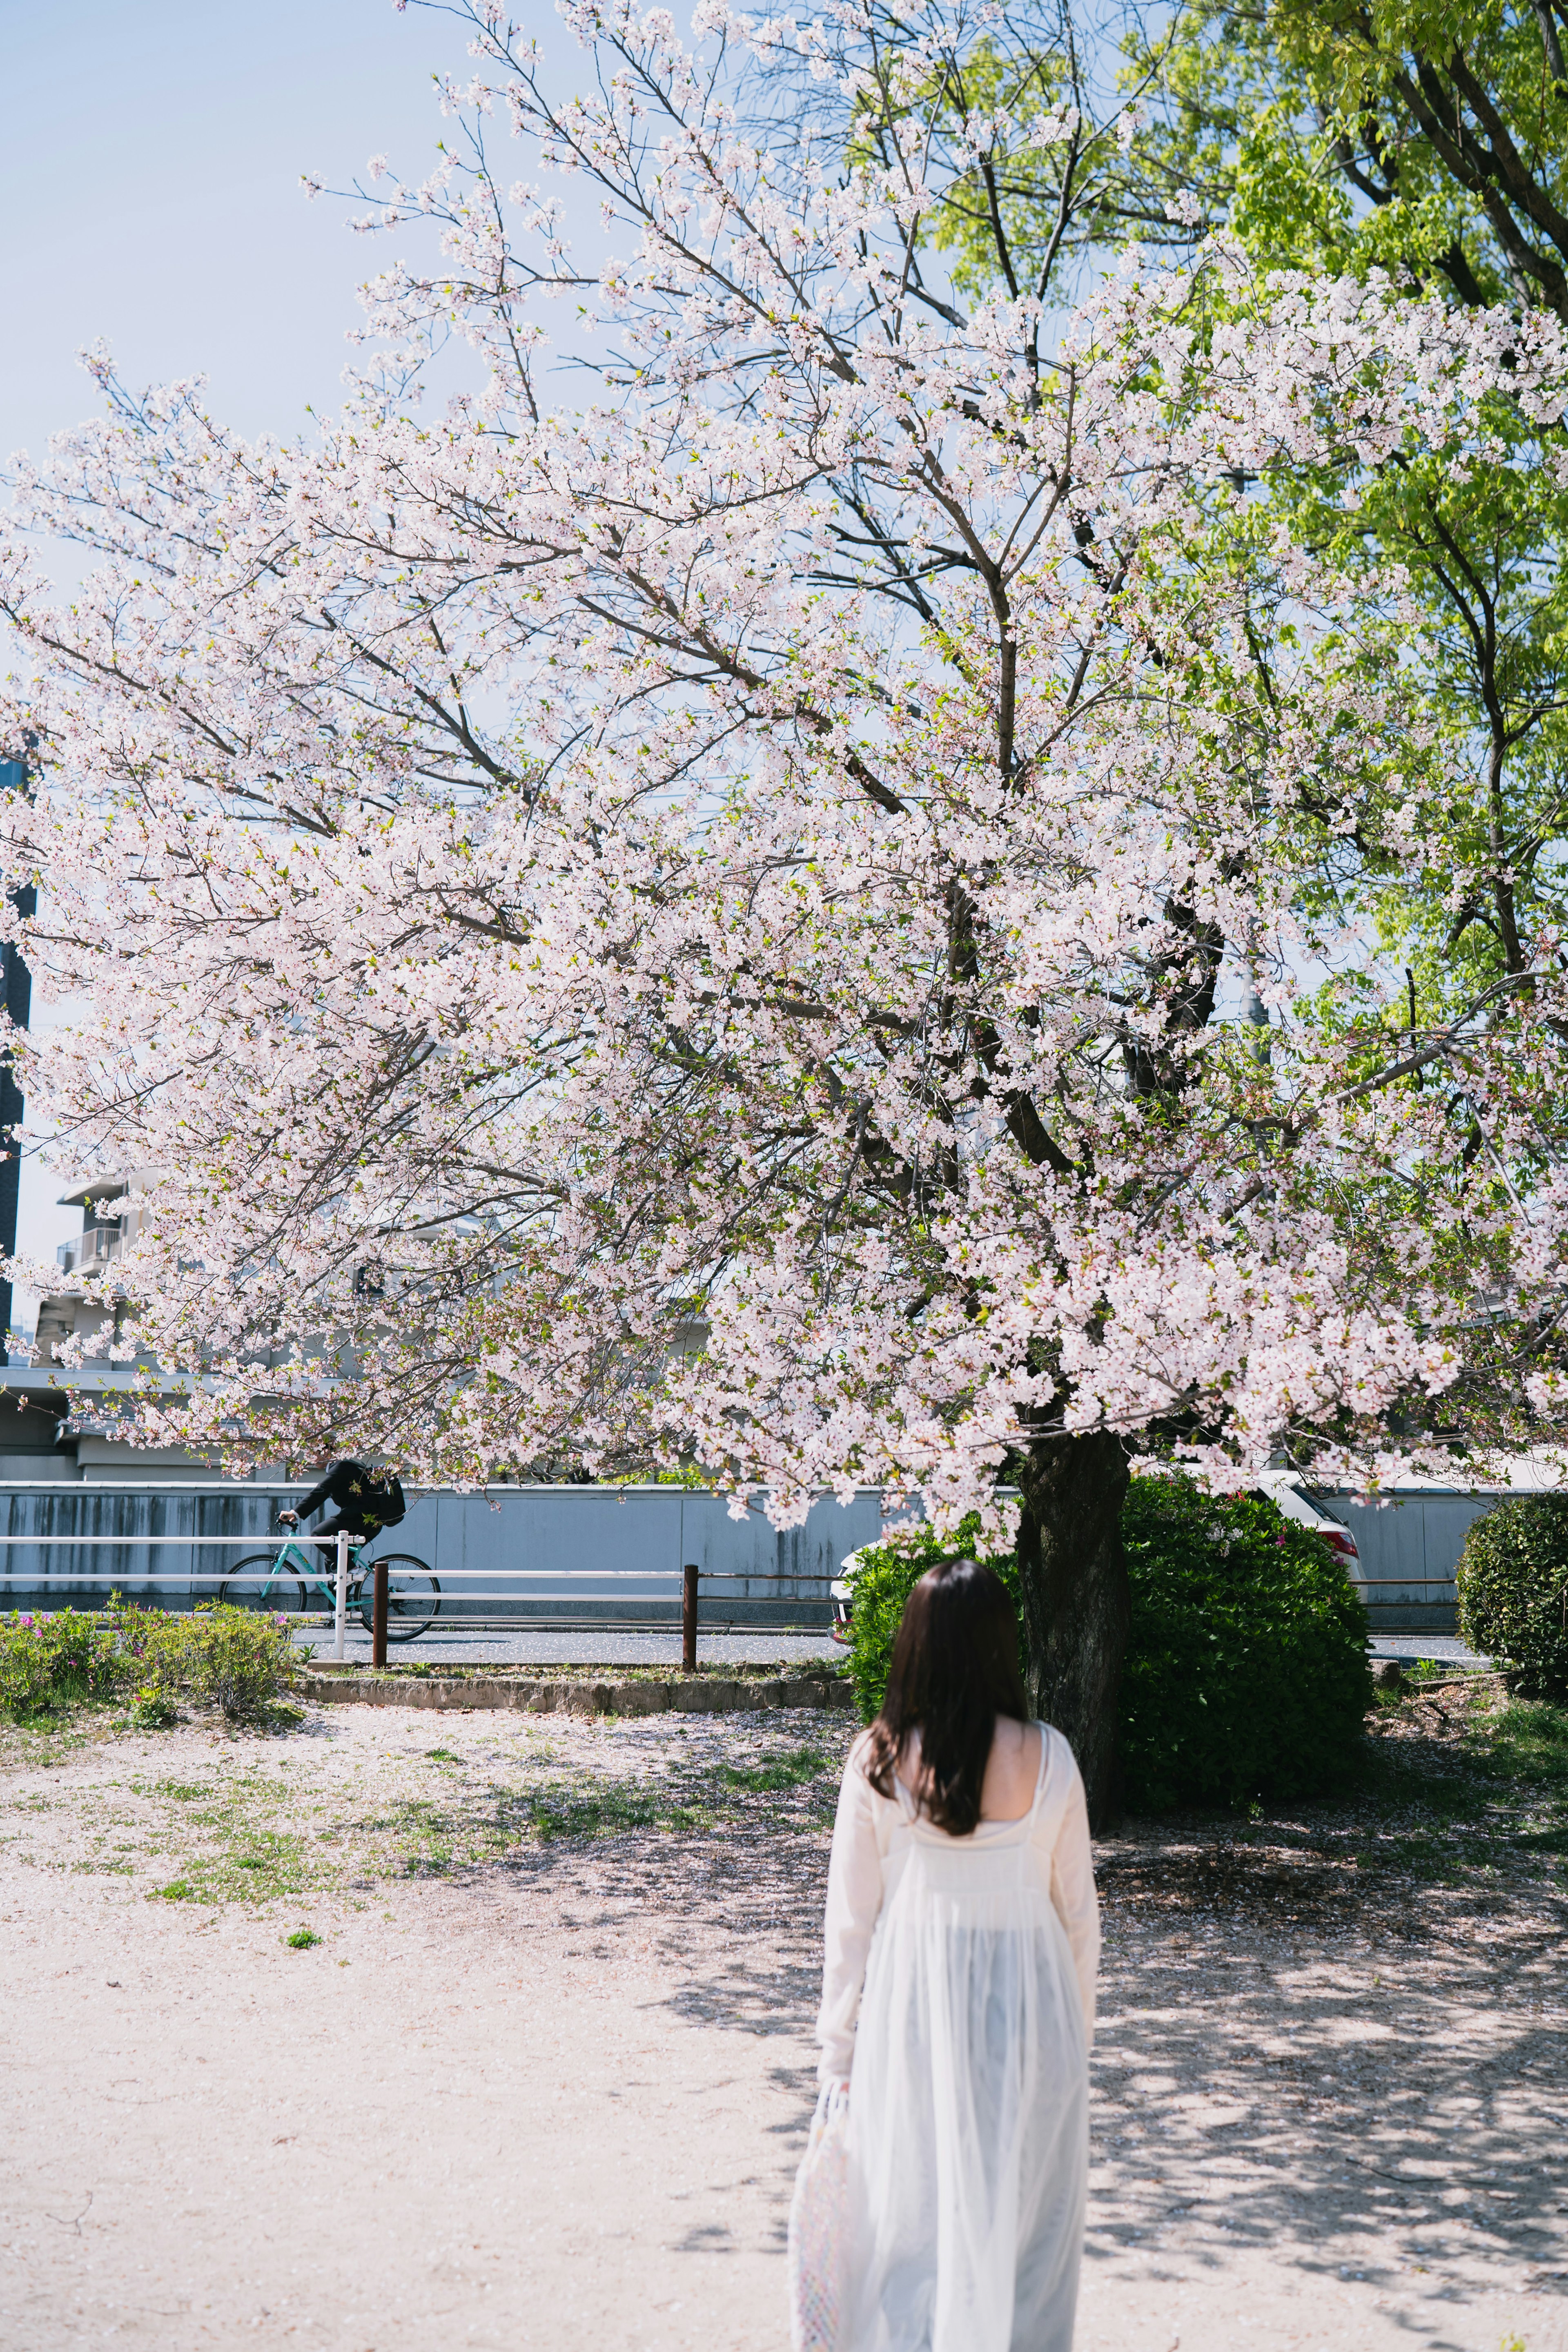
[298,1670,857,1717]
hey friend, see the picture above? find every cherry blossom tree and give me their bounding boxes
[2,0,1566,1815]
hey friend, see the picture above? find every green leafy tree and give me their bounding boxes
[1117,0,1568,1028]
[928,3,1568,1031]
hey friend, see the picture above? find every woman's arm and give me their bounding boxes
[816,1738,885,2085]
[1048,1755,1100,2044]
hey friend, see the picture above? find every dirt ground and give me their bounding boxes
[0,1692,1564,2352]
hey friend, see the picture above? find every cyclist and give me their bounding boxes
[278,1458,406,1554]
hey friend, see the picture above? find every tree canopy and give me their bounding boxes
[0,0,1564,1541]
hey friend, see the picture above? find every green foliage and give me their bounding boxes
[285,1927,321,1949]
[843,1514,1022,1724]
[0,1599,299,1725]
[129,1687,179,1730]
[841,1480,1372,1811]
[0,1606,125,1716]
[1457,1497,1568,1697]
[1120,1478,1373,1812]
[1123,0,1568,1046]
[926,2,1568,1041]
[159,1607,298,1721]
[717,1744,830,1792]
[1466,1692,1568,1789]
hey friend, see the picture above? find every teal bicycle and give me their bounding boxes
[218,1531,441,1642]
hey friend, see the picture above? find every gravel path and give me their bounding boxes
[0,1693,1563,2351]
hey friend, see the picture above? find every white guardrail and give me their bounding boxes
[0,1529,716,1662]
[0,1483,877,1636]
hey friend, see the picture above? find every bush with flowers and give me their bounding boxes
[0,1597,298,1724]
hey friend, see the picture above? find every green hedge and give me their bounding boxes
[843,1515,1021,1720]
[841,1476,1372,1813]
[1119,1478,1371,1811]
[1457,1496,1568,1698]
[0,1600,299,1725]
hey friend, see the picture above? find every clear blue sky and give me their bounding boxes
[0,0,502,455]
[0,0,582,1286]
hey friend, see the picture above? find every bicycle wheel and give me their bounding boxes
[359,1554,441,1642]
[219,1555,308,1614]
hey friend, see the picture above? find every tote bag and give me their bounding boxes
[788,2081,851,2352]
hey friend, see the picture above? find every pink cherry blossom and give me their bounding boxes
[0,2,1561,1541]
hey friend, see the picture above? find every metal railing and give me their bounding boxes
[1351,1575,1459,1588]
[0,1530,734,1665]
[55,1226,123,1275]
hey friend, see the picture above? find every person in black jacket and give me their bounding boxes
[279,1459,405,1554]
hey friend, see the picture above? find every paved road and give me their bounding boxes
[294,1624,1486,1670]
[1368,1633,1489,1667]
[294,1624,845,1667]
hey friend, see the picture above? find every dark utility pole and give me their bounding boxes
[0,758,33,1366]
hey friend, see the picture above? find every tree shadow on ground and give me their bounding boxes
[1084,1692,1568,2334]
[418,1688,1568,2327]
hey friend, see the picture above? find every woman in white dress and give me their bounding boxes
[816,1557,1100,2352]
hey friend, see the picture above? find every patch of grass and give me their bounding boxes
[718,1745,829,1792]
[1338,1684,1568,1896]
[389,1795,457,1873]
[151,1878,196,1902]
[1469,1696,1568,1789]
[8,1712,856,1896]
[525,1782,674,1841]
[0,1720,88,1769]
[285,1927,321,1949]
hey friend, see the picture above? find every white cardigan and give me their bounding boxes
[816,1723,1101,2084]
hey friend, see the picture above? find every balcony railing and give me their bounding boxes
[56,1225,122,1276]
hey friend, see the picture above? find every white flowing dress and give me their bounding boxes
[816,1723,1099,2352]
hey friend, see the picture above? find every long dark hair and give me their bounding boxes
[862,1558,1029,1837]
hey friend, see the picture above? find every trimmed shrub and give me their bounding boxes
[1119,1478,1371,1813]
[0,1599,298,1725]
[843,1515,1021,1722]
[841,1476,1372,1812]
[1457,1497,1568,1697]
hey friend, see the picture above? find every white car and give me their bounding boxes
[829,1546,868,1645]
[1254,1470,1361,1570]
[826,1478,1359,1643]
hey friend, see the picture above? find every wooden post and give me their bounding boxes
[682,1561,699,1674]
[372,1557,389,1668]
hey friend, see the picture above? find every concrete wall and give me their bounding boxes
[1324,1490,1495,1632]
[0,1483,884,1627]
[0,1474,1512,1636]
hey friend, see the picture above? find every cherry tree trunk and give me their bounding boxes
[1013,1431,1131,1833]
